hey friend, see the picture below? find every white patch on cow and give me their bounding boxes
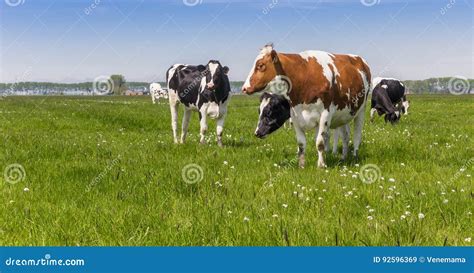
[372,77,401,90]
[243,45,273,90]
[199,77,207,92]
[370,108,377,120]
[330,105,353,128]
[208,62,219,78]
[402,100,410,114]
[346,88,351,101]
[208,62,219,87]
[357,69,369,108]
[291,100,325,131]
[291,100,354,132]
[206,102,220,119]
[262,75,291,99]
[259,97,271,119]
[299,51,339,88]
[256,97,271,134]
[381,84,388,89]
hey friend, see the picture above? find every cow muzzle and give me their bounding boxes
[206,82,215,90]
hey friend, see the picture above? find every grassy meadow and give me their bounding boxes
[0,94,472,246]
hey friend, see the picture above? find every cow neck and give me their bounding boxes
[277,53,305,107]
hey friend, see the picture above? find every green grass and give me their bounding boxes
[0,94,472,246]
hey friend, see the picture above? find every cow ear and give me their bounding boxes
[271,50,284,75]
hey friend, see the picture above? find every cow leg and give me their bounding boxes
[216,116,226,147]
[294,125,306,168]
[370,108,376,122]
[316,110,331,168]
[332,128,339,154]
[353,109,366,159]
[180,108,192,144]
[324,129,331,153]
[152,94,156,104]
[199,109,208,145]
[168,93,179,144]
[341,124,350,160]
[216,100,228,147]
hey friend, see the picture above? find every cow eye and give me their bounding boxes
[257,64,266,72]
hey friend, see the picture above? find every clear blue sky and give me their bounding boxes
[0,0,472,83]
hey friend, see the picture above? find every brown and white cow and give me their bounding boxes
[243,44,371,168]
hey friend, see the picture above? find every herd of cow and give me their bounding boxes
[150,44,410,168]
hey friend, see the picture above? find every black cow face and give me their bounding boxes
[255,92,291,138]
[384,111,400,124]
[205,60,224,91]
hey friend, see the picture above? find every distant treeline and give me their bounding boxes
[404,77,473,94]
[0,78,471,95]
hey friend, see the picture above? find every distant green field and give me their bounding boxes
[0,95,472,246]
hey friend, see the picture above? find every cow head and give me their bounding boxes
[255,92,291,139]
[205,60,226,91]
[242,44,288,95]
[384,111,401,124]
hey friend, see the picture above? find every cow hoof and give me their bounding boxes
[200,140,207,145]
[217,142,224,148]
[317,162,327,168]
[353,154,359,161]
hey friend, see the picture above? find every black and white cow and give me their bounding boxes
[166,61,230,146]
[370,77,407,124]
[150,83,168,104]
[255,92,352,160]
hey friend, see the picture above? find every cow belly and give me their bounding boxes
[292,101,355,130]
[291,102,324,131]
[206,102,220,119]
[330,106,354,128]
